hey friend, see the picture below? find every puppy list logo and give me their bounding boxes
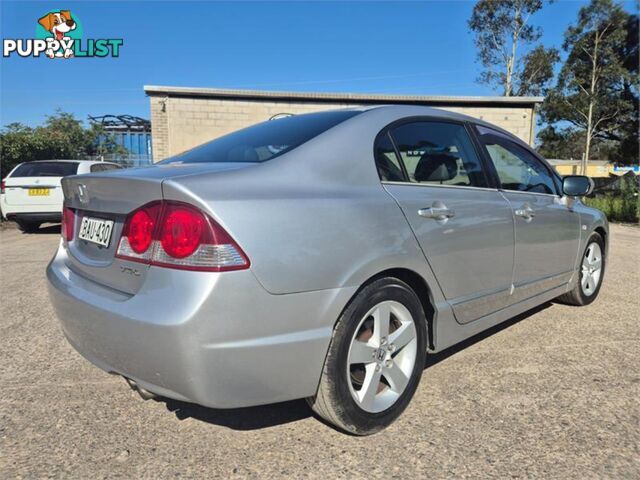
[3,10,123,59]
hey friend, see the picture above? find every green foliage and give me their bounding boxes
[613,14,639,163]
[537,125,586,159]
[584,195,639,223]
[0,110,126,177]
[469,0,559,96]
[539,0,636,164]
[583,176,640,223]
[537,125,621,160]
[518,45,561,96]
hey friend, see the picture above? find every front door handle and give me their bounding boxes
[418,206,456,221]
[514,204,535,220]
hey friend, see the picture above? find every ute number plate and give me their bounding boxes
[78,217,114,247]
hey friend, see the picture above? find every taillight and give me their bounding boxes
[116,202,162,262]
[116,201,249,272]
[1,179,5,194]
[159,204,204,259]
[128,209,156,253]
[61,206,75,242]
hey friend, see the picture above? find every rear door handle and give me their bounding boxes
[418,206,455,221]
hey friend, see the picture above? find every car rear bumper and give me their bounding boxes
[46,243,356,408]
[6,212,61,223]
[1,197,63,220]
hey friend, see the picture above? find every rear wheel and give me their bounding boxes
[556,232,605,306]
[15,220,41,233]
[309,277,427,435]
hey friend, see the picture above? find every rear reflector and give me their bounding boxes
[61,206,75,242]
[116,201,249,272]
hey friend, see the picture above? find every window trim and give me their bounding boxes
[380,180,500,193]
[373,116,493,190]
[372,129,410,182]
[472,124,562,197]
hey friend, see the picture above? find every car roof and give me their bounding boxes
[17,160,122,166]
[315,104,519,136]
[354,104,530,149]
[360,104,495,126]
[23,159,104,163]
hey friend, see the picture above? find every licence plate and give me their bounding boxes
[78,217,114,247]
[28,188,50,196]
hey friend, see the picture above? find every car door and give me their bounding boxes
[378,120,515,324]
[475,125,580,303]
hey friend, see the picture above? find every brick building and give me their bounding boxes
[144,85,543,162]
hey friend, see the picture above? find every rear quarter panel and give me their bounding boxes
[161,107,445,297]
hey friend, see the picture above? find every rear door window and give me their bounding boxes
[374,132,405,181]
[11,162,80,177]
[388,121,489,188]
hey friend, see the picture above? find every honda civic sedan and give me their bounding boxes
[47,106,607,435]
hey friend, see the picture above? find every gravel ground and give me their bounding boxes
[0,223,638,479]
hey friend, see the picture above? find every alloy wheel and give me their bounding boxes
[581,242,603,297]
[346,300,418,413]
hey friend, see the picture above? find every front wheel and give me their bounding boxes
[308,277,427,435]
[556,232,605,306]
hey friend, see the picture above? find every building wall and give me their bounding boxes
[549,161,613,178]
[149,96,536,162]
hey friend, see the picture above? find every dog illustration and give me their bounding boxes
[38,10,76,58]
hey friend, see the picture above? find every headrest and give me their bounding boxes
[227,145,259,162]
[415,153,458,182]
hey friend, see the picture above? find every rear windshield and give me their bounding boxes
[161,110,361,164]
[11,161,79,177]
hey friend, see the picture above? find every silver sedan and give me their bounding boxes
[47,106,607,435]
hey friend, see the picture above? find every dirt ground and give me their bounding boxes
[0,222,638,479]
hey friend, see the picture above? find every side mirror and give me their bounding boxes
[563,175,594,197]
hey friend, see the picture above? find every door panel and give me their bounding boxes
[380,120,515,324]
[386,185,514,323]
[475,125,581,301]
[502,192,580,300]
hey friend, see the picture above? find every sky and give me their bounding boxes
[0,0,636,127]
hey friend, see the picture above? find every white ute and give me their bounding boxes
[1,160,122,232]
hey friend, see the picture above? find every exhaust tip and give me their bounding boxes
[123,376,157,401]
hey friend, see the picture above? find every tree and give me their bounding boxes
[539,0,633,170]
[537,124,618,160]
[537,126,586,159]
[0,111,125,177]
[611,13,639,163]
[469,0,559,96]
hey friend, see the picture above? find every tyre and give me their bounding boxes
[16,220,41,233]
[556,232,605,306]
[309,277,427,435]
